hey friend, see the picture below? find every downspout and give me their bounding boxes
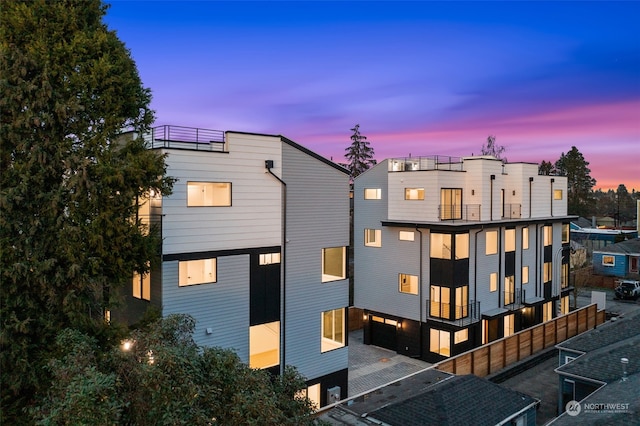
[536,225,542,298]
[550,178,555,217]
[265,160,287,377]
[498,226,503,307]
[528,177,533,218]
[490,175,496,221]
[416,226,423,357]
[473,227,483,324]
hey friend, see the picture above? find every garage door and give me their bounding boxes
[370,316,397,351]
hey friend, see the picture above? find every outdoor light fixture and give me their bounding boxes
[121,339,133,351]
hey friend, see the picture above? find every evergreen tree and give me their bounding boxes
[480,134,507,161]
[538,160,556,175]
[0,0,174,420]
[344,124,376,179]
[553,147,596,217]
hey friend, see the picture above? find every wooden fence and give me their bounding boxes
[437,304,606,377]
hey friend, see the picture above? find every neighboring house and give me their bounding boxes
[571,224,638,253]
[592,238,640,277]
[354,155,573,362]
[553,310,640,423]
[320,370,538,426]
[114,126,350,407]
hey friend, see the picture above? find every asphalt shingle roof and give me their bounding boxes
[557,309,640,353]
[593,237,640,255]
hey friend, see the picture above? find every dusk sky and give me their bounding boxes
[105,1,639,191]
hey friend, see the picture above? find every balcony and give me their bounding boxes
[426,299,481,327]
[504,289,525,310]
[388,155,464,172]
[502,204,522,219]
[439,204,481,221]
[142,125,226,152]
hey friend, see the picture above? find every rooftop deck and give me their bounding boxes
[388,155,464,172]
[142,125,226,151]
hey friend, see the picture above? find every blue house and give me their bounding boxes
[592,238,640,277]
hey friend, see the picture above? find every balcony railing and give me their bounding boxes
[142,125,226,152]
[426,299,481,327]
[504,289,525,309]
[438,204,481,221]
[502,204,522,219]
[388,155,464,172]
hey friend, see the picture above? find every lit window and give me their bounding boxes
[562,224,570,243]
[504,276,515,305]
[561,296,569,315]
[543,301,553,322]
[490,272,497,292]
[440,188,462,220]
[132,268,151,301]
[399,231,415,241]
[430,285,450,319]
[602,255,615,266]
[554,189,563,200]
[321,308,345,352]
[522,227,529,250]
[364,229,382,247]
[430,233,452,259]
[486,231,498,255]
[399,274,419,295]
[504,314,514,337]
[259,252,281,265]
[522,266,529,284]
[544,225,553,246]
[249,321,280,369]
[404,187,425,200]
[561,263,569,288]
[455,286,468,319]
[179,258,216,286]
[298,383,321,410]
[454,329,468,344]
[505,229,516,252]
[187,182,231,206]
[322,247,346,282]
[455,233,469,259]
[364,188,381,200]
[430,328,450,356]
[543,262,552,283]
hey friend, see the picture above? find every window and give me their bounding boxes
[562,223,570,243]
[440,188,462,220]
[404,187,425,200]
[455,286,468,319]
[455,233,469,259]
[399,231,415,241]
[187,182,231,206]
[543,262,552,283]
[561,296,569,315]
[364,188,381,200]
[543,225,553,246]
[322,247,346,282]
[522,227,529,250]
[132,269,151,301]
[399,274,418,295]
[249,321,280,369]
[522,266,529,284]
[298,384,321,410]
[454,329,468,344]
[321,308,345,352]
[179,258,216,286]
[430,329,450,356]
[504,314,514,337]
[505,229,516,252]
[430,285,450,318]
[504,275,515,305]
[430,233,452,259]
[561,263,569,288]
[602,255,615,266]
[364,229,382,247]
[554,189,563,200]
[543,301,553,322]
[490,272,498,292]
[259,252,281,265]
[486,231,498,255]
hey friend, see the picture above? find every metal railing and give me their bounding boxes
[388,155,464,172]
[142,125,226,151]
[426,299,481,327]
[504,289,525,309]
[438,204,481,221]
[502,204,522,219]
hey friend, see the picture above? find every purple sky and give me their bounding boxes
[105,1,639,190]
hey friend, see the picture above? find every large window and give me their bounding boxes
[562,224,570,243]
[505,229,516,252]
[321,308,345,352]
[504,275,515,305]
[454,329,468,344]
[430,233,452,259]
[179,258,216,286]
[455,233,469,259]
[430,285,450,318]
[440,188,462,220]
[249,321,280,369]
[543,301,553,322]
[561,296,569,315]
[455,286,469,319]
[522,227,529,250]
[364,188,381,200]
[543,261,552,283]
[490,272,497,292]
[399,274,419,295]
[486,231,498,255]
[187,182,231,206]
[543,225,553,246]
[132,269,150,301]
[404,187,425,200]
[522,266,529,284]
[561,263,569,288]
[364,229,382,247]
[399,231,415,241]
[504,314,515,337]
[322,247,346,282]
[430,329,450,356]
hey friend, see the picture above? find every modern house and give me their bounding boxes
[354,155,573,362]
[114,125,350,407]
[592,237,640,278]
